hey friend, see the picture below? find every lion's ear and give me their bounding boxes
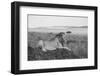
[55,34,59,37]
[56,33,61,37]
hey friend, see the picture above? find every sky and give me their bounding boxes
[28,14,88,28]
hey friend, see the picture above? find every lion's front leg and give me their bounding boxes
[63,47,71,51]
[42,48,47,52]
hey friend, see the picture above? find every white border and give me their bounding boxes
[20,6,95,70]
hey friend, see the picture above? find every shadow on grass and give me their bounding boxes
[28,46,80,61]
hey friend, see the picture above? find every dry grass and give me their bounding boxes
[28,32,88,61]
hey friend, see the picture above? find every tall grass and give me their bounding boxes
[28,32,88,61]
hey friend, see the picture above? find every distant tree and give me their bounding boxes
[66,31,72,34]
